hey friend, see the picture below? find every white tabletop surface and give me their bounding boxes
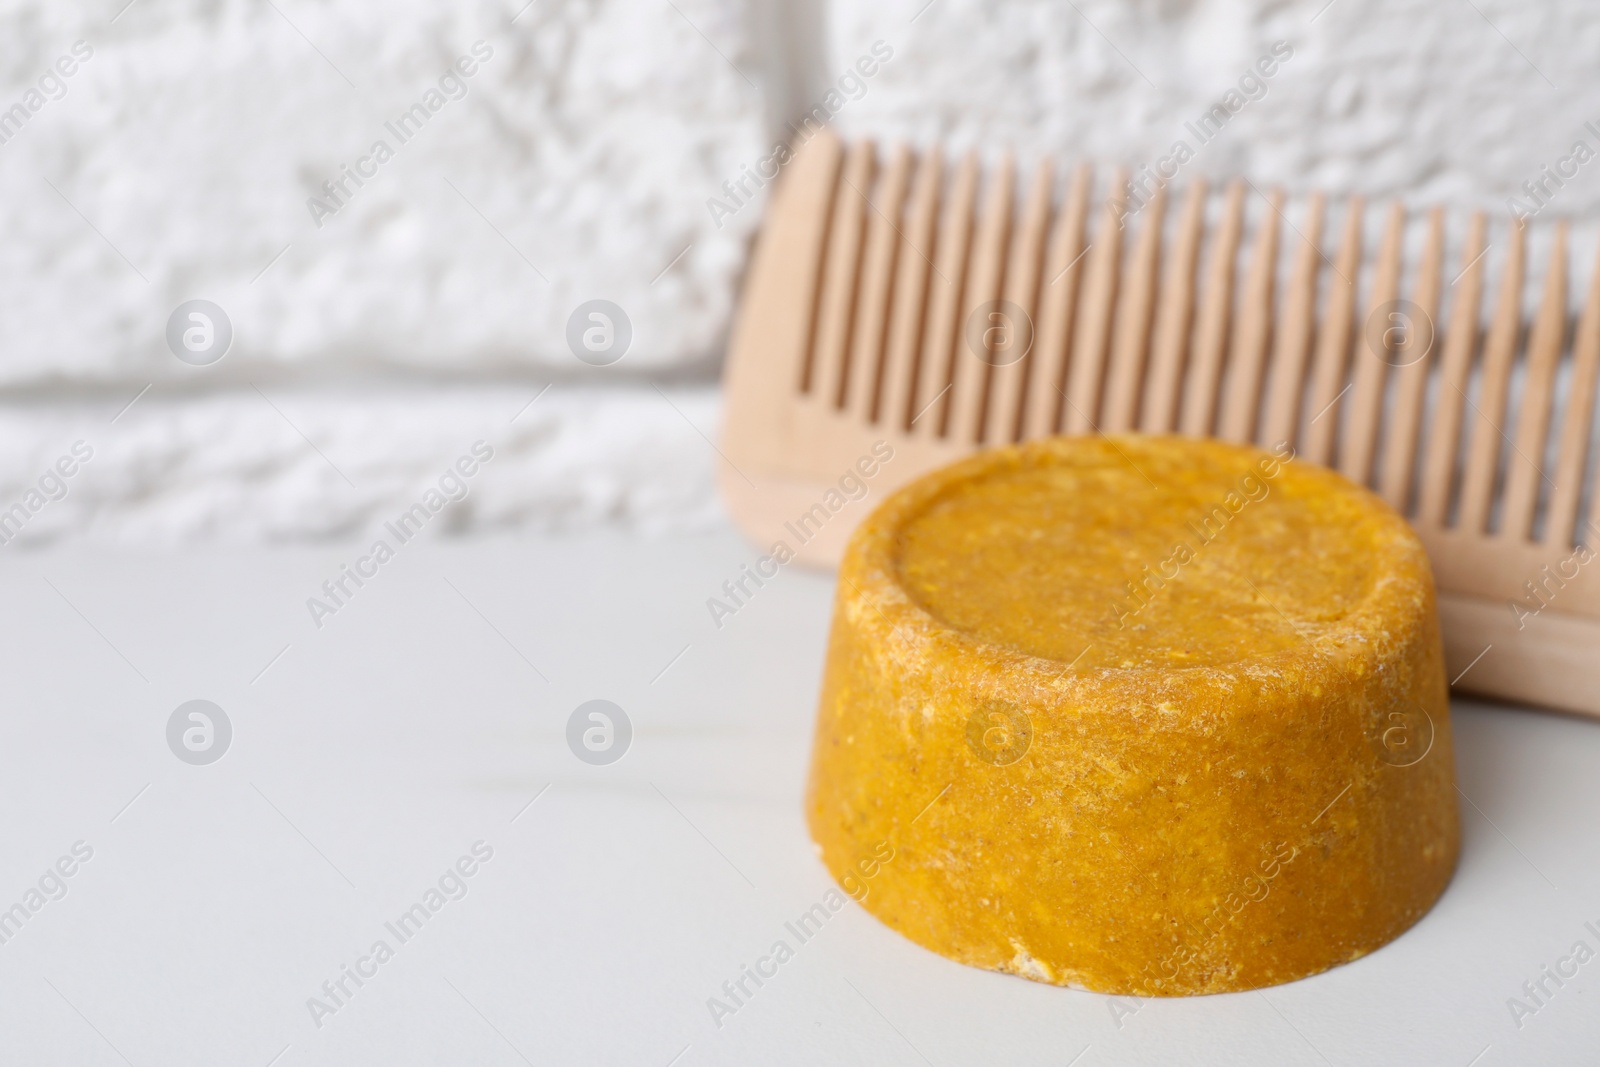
[0,530,1596,1067]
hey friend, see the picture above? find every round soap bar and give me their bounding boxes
[805,435,1459,996]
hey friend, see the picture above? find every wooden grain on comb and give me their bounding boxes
[1546,235,1600,549]
[1180,180,1246,438]
[984,157,1055,444]
[1062,169,1127,435]
[1302,198,1363,467]
[1378,207,1445,513]
[843,143,911,421]
[1140,180,1207,435]
[876,147,942,431]
[1024,163,1092,440]
[1416,211,1487,529]
[807,138,874,402]
[1259,192,1324,450]
[1101,182,1166,434]
[720,132,1600,719]
[918,151,979,438]
[1340,202,1405,488]
[1500,224,1566,543]
[1218,186,1281,444]
[1458,222,1526,536]
[948,153,1014,444]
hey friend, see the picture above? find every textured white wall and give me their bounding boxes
[0,0,765,380]
[0,386,722,545]
[0,0,769,542]
[2,0,1595,542]
[824,0,1600,215]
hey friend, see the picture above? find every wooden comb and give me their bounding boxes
[719,130,1600,720]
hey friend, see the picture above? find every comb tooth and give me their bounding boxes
[1180,180,1246,437]
[949,153,1015,444]
[1417,211,1487,528]
[788,133,846,397]
[1260,192,1325,450]
[1022,164,1092,440]
[1547,231,1600,548]
[915,151,979,438]
[878,147,943,431]
[1459,220,1526,534]
[844,143,913,418]
[811,140,876,403]
[983,157,1054,444]
[1141,180,1207,433]
[1219,187,1283,443]
[1101,182,1166,433]
[1302,197,1364,466]
[1379,207,1445,512]
[1501,223,1567,542]
[1062,168,1127,434]
[1340,201,1404,487]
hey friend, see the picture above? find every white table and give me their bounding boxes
[0,531,1594,1066]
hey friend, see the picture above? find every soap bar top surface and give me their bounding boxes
[890,435,1414,670]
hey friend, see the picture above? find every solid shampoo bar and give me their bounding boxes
[806,435,1459,995]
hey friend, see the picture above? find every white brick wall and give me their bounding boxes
[0,385,722,545]
[0,0,765,381]
[825,0,1600,215]
[1,0,1593,542]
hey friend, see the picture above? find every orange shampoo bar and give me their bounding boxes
[805,436,1459,995]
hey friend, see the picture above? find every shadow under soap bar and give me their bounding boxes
[805,435,1459,995]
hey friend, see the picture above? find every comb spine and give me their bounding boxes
[1140,180,1207,433]
[1459,220,1526,535]
[1180,179,1246,437]
[1500,223,1567,542]
[1417,211,1487,529]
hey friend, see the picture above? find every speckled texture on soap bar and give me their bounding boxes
[805,435,1459,996]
